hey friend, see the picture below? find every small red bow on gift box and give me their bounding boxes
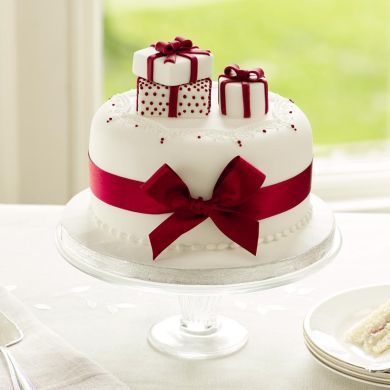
[148,36,210,83]
[153,37,203,63]
[223,64,265,82]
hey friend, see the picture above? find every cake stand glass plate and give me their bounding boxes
[56,189,341,359]
[304,285,390,385]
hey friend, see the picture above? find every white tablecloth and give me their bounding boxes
[0,204,389,390]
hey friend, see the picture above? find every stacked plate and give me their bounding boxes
[304,285,390,387]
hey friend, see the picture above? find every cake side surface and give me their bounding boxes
[89,86,313,253]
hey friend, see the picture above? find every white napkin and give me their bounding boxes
[0,288,129,389]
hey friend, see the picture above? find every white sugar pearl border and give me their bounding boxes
[92,206,312,253]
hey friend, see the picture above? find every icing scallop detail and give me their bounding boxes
[108,90,300,141]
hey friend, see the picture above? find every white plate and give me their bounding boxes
[304,333,390,382]
[305,338,390,387]
[304,285,390,374]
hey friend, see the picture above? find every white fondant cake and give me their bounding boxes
[88,37,317,263]
[89,86,313,258]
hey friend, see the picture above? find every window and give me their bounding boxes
[104,0,390,211]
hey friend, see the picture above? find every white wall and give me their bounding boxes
[0,0,102,204]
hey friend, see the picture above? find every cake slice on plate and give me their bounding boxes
[346,299,390,355]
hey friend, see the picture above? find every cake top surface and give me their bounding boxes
[104,83,310,140]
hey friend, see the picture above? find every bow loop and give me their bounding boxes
[212,157,266,208]
[223,64,265,82]
[141,164,191,210]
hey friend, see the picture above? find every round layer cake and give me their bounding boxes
[89,85,313,260]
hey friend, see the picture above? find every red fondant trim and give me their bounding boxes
[89,156,312,222]
[242,82,251,118]
[168,86,179,117]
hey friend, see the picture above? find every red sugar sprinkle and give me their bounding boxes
[192,96,195,99]
[141,112,144,115]
[150,101,154,105]
[162,94,165,97]
[111,103,115,106]
[153,92,157,96]
[145,92,148,96]
[262,129,267,133]
[291,124,295,128]
[159,102,162,106]
[183,95,187,99]
[201,96,204,100]
[187,103,191,107]
[145,107,149,111]
[289,111,292,114]
[141,100,145,104]
[197,135,201,139]
[191,110,194,113]
[135,124,138,127]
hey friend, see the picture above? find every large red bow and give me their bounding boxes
[142,156,266,259]
[223,64,265,82]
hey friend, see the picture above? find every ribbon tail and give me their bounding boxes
[211,212,259,255]
[149,212,207,260]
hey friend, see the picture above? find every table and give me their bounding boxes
[0,204,389,390]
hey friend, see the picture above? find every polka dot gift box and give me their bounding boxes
[133,36,213,118]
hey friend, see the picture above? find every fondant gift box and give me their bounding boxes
[133,37,213,118]
[219,64,268,119]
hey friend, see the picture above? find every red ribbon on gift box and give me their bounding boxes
[89,155,312,259]
[147,36,211,84]
[219,64,269,118]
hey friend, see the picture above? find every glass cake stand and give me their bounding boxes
[56,190,342,360]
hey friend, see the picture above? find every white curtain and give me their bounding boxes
[0,0,102,204]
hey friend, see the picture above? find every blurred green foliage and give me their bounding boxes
[104,0,389,144]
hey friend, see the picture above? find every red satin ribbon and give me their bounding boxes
[147,36,210,84]
[89,156,312,259]
[219,64,269,118]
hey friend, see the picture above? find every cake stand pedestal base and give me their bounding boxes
[148,296,248,359]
